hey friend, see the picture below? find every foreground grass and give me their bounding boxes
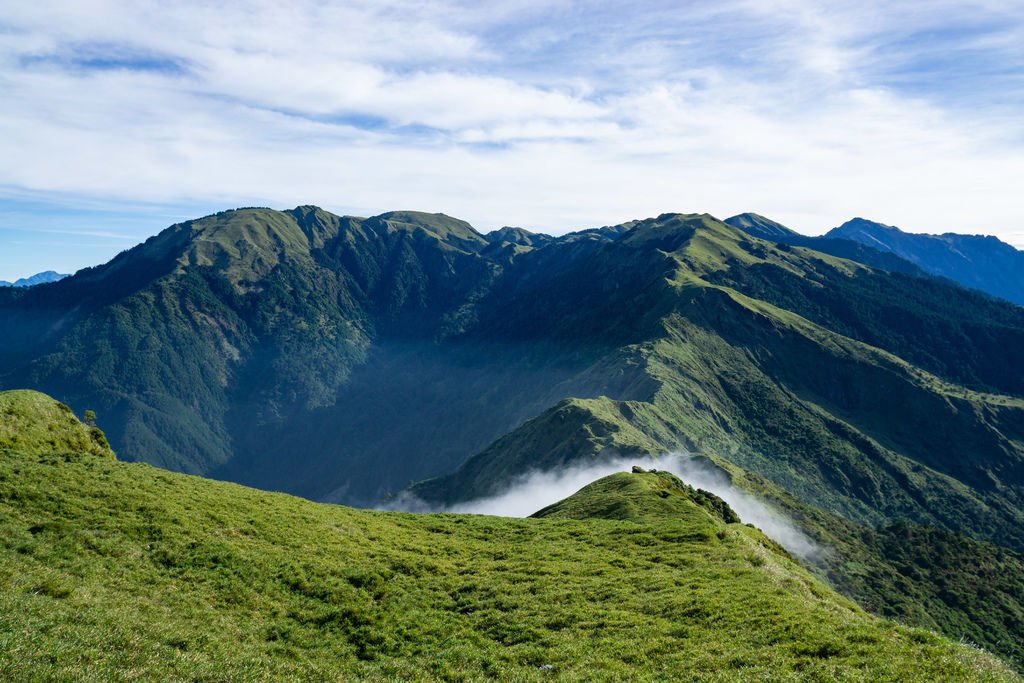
[0,447,1015,681]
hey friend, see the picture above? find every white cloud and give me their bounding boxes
[389,452,821,560]
[0,0,1023,276]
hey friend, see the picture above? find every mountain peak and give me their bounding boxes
[368,210,487,251]
[827,217,1024,303]
[484,226,550,246]
[178,207,325,286]
[617,212,724,249]
[531,469,741,525]
[0,270,69,288]
[831,217,899,235]
[724,213,799,240]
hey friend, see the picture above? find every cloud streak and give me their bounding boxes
[390,452,820,560]
[1,1,1023,277]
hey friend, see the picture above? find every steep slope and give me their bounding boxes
[828,217,1024,305]
[0,206,512,485]
[0,389,114,459]
[0,422,1015,680]
[417,215,1024,544]
[2,205,659,503]
[4,207,1024,518]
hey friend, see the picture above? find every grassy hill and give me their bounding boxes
[0,397,1016,681]
[3,207,1024,670]
[532,468,741,525]
[0,390,113,459]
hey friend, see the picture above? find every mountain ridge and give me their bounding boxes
[827,217,1024,304]
[4,205,1023,508]
[724,212,930,277]
[0,270,69,288]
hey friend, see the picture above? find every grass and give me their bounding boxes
[532,470,740,526]
[0,427,1018,680]
[0,390,113,460]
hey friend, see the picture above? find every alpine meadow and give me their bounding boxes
[4,1,1024,681]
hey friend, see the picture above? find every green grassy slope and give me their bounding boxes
[409,397,676,504]
[0,404,1016,681]
[696,456,1024,671]
[0,390,113,460]
[532,469,741,525]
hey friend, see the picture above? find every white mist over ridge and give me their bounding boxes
[666,454,821,560]
[390,452,820,560]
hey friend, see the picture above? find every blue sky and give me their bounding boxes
[2,0,1024,279]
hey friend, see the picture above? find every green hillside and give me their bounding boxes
[532,469,741,525]
[3,207,1024,668]
[693,456,1024,670]
[0,399,1016,680]
[0,390,113,459]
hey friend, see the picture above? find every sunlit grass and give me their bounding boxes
[0,446,1015,681]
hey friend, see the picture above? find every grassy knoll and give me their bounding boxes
[0,390,113,460]
[0,395,1017,680]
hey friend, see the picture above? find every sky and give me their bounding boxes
[2,0,1024,279]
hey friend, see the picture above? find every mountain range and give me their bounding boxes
[2,205,1024,668]
[829,217,1024,305]
[726,213,1024,305]
[0,270,69,288]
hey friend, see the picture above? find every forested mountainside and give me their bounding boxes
[2,207,1022,507]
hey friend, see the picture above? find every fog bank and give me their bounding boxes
[390,452,820,560]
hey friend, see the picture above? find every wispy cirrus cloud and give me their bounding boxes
[1,0,1023,277]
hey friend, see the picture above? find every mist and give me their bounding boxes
[664,454,821,560]
[391,451,820,560]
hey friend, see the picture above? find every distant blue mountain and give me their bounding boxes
[724,213,927,276]
[0,270,69,288]
[828,218,1024,305]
